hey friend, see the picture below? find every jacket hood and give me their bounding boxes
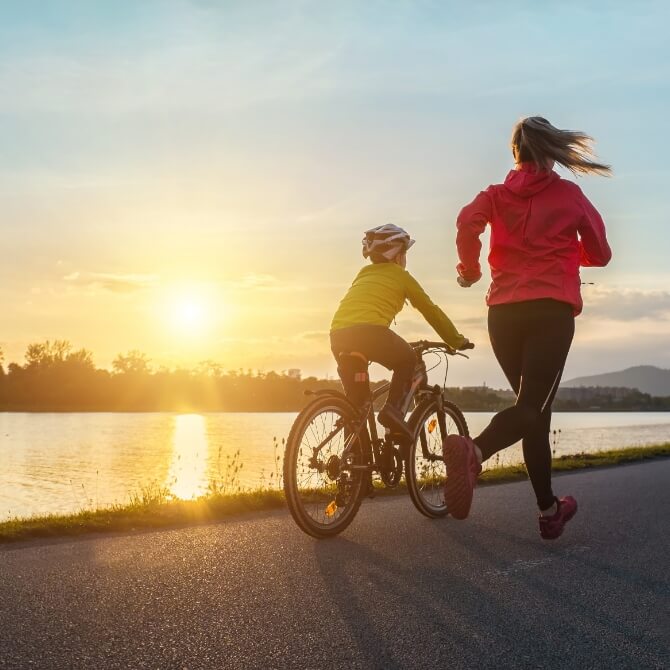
[504,163,560,198]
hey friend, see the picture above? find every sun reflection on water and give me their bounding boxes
[168,414,209,500]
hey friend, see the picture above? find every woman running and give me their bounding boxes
[444,116,612,539]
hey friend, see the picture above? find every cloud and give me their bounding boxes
[227,274,305,292]
[454,316,488,329]
[232,274,280,289]
[585,288,670,322]
[298,330,329,341]
[64,272,158,293]
[394,314,488,337]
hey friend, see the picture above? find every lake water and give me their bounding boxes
[1,411,669,520]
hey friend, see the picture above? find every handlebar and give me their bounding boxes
[409,340,473,358]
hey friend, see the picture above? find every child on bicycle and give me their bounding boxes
[330,224,472,440]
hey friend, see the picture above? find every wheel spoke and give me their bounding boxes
[406,401,468,517]
[414,410,446,507]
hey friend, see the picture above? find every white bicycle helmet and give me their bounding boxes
[362,224,415,261]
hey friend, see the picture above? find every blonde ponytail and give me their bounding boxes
[511,117,611,176]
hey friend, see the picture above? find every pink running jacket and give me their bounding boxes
[456,163,611,315]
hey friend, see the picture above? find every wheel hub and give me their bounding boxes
[325,454,341,480]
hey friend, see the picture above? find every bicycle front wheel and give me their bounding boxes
[406,397,469,518]
[283,394,366,538]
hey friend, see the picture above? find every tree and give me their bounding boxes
[25,340,72,369]
[196,360,223,377]
[112,350,152,376]
[23,340,94,373]
[65,348,95,370]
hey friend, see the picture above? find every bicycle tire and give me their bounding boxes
[406,397,469,518]
[283,394,366,538]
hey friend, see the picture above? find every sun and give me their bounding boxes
[176,299,204,327]
[170,295,210,335]
[157,282,226,346]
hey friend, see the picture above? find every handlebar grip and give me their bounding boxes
[410,340,445,349]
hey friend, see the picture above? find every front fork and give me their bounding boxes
[418,386,447,462]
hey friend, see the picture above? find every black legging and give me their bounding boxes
[330,325,417,409]
[474,299,575,510]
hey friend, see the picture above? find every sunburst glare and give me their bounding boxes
[168,414,209,500]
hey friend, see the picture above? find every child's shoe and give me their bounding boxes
[378,404,413,442]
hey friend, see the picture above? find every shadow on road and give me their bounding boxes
[313,529,530,669]
[312,515,668,669]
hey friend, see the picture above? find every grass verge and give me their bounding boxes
[478,443,670,485]
[2,443,669,544]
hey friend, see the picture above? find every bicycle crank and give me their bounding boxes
[379,445,403,487]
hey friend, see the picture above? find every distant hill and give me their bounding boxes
[562,366,670,397]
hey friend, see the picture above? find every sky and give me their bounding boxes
[1,0,669,387]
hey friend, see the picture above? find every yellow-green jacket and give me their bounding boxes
[330,263,465,348]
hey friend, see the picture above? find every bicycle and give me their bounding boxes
[283,340,471,538]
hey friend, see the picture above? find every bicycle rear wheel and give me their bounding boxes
[406,397,469,518]
[283,394,366,538]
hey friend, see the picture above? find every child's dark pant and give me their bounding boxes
[330,325,417,410]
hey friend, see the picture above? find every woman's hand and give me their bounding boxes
[457,276,477,288]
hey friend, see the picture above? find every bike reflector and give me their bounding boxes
[325,501,338,517]
[428,418,437,434]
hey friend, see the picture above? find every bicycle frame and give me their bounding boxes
[286,341,471,535]
[311,340,468,479]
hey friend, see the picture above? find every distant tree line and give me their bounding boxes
[443,386,509,411]
[445,385,670,412]
[0,341,668,412]
[553,387,670,412]
[0,340,383,412]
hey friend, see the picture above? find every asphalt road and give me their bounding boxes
[1,460,668,670]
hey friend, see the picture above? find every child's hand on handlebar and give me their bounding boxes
[458,338,475,351]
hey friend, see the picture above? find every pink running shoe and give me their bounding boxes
[539,496,578,540]
[442,434,482,520]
